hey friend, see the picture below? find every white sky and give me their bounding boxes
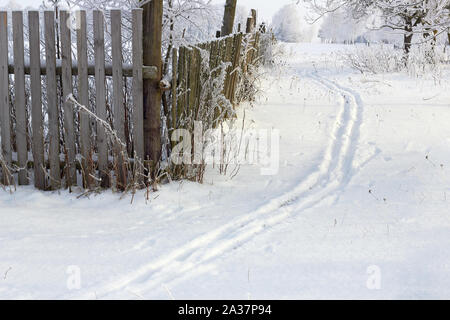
[212,0,294,22]
[0,0,295,22]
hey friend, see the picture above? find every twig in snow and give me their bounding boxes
[426,155,437,167]
[162,284,175,300]
[3,267,12,280]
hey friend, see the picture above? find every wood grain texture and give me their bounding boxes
[93,10,109,188]
[28,11,45,190]
[0,11,12,185]
[143,0,163,171]
[12,11,28,185]
[60,10,76,187]
[44,11,61,189]
[132,8,144,185]
[76,10,93,188]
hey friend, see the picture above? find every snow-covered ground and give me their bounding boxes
[1,43,450,299]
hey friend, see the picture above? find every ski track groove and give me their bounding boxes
[74,72,364,299]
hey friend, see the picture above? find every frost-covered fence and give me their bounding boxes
[170,30,261,133]
[0,6,263,192]
[166,22,262,182]
[0,9,155,191]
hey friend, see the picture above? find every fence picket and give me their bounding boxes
[60,10,77,188]
[44,11,61,190]
[0,11,12,185]
[12,11,28,185]
[93,10,109,188]
[28,11,45,190]
[76,10,93,188]
[111,9,127,190]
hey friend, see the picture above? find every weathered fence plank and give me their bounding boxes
[76,10,93,188]
[251,9,257,29]
[246,17,254,33]
[28,11,45,190]
[0,11,12,185]
[221,0,237,36]
[93,10,109,188]
[230,33,243,105]
[12,11,28,185]
[132,8,144,184]
[60,10,77,187]
[177,46,186,126]
[187,48,195,116]
[194,48,202,119]
[44,11,61,190]
[223,36,234,103]
[171,47,178,130]
[111,9,127,190]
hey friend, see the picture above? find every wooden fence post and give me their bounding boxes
[132,8,144,186]
[251,9,257,29]
[221,0,237,36]
[142,0,163,177]
[111,9,127,190]
[246,17,254,34]
[171,48,178,131]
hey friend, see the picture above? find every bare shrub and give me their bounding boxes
[340,44,404,74]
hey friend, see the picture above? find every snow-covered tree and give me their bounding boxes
[305,0,450,57]
[0,0,22,9]
[319,7,366,43]
[318,7,403,45]
[272,3,320,43]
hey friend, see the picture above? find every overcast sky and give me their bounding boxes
[212,0,294,22]
[0,0,294,22]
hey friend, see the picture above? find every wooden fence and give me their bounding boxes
[0,8,262,192]
[171,30,261,131]
[0,9,149,191]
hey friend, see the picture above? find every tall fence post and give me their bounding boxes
[221,0,237,36]
[132,8,145,186]
[142,0,163,177]
[246,17,254,33]
[251,9,257,29]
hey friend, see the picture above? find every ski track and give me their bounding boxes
[73,72,364,300]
